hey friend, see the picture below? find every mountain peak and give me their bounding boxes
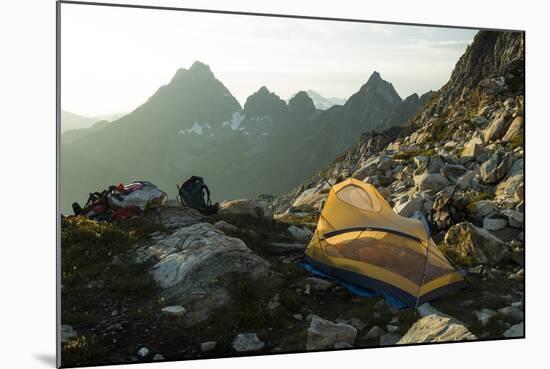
[244,86,287,118]
[354,72,401,106]
[257,86,271,95]
[170,61,214,83]
[367,71,382,83]
[189,61,212,73]
[290,90,310,100]
[403,93,420,102]
[288,90,316,115]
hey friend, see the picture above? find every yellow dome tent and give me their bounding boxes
[304,178,466,307]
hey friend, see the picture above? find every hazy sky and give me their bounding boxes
[61,4,478,117]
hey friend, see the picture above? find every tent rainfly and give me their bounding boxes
[304,178,467,307]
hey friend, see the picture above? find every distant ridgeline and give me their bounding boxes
[61,60,434,213]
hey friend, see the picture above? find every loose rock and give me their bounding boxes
[364,326,384,340]
[501,210,523,228]
[461,137,485,159]
[161,305,187,316]
[414,173,450,193]
[471,200,497,217]
[201,341,217,352]
[484,112,512,142]
[498,306,524,322]
[483,218,508,231]
[480,150,513,184]
[502,322,524,338]
[137,347,149,359]
[380,333,402,345]
[386,325,399,333]
[61,324,77,343]
[502,116,524,143]
[232,333,265,352]
[303,277,334,291]
[306,316,357,350]
[398,314,477,344]
[444,222,506,264]
[349,318,367,331]
[496,160,524,202]
[288,225,314,242]
[473,309,497,326]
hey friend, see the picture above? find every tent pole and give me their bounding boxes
[415,231,432,308]
[315,182,337,274]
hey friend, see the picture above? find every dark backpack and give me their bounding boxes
[177,176,218,214]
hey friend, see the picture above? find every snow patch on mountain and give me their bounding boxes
[222,112,246,130]
[178,122,209,135]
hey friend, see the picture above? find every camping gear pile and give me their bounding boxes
[177,176,219,215]
[72,181,167,222]
[304,178,467,307]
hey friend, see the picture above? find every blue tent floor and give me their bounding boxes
[300,259,407,310]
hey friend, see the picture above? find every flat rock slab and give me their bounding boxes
[146,206,203,229]
[219,199,273,219]
[143,223,272,324]
[149,223,270,288]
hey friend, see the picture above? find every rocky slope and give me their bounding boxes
[60,29,524,367]
[271,27,525,339]
[376,91,435,132]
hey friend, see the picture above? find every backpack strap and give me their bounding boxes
[203,184,212,206]
[176,184,183,206]
[85,192,101,207]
